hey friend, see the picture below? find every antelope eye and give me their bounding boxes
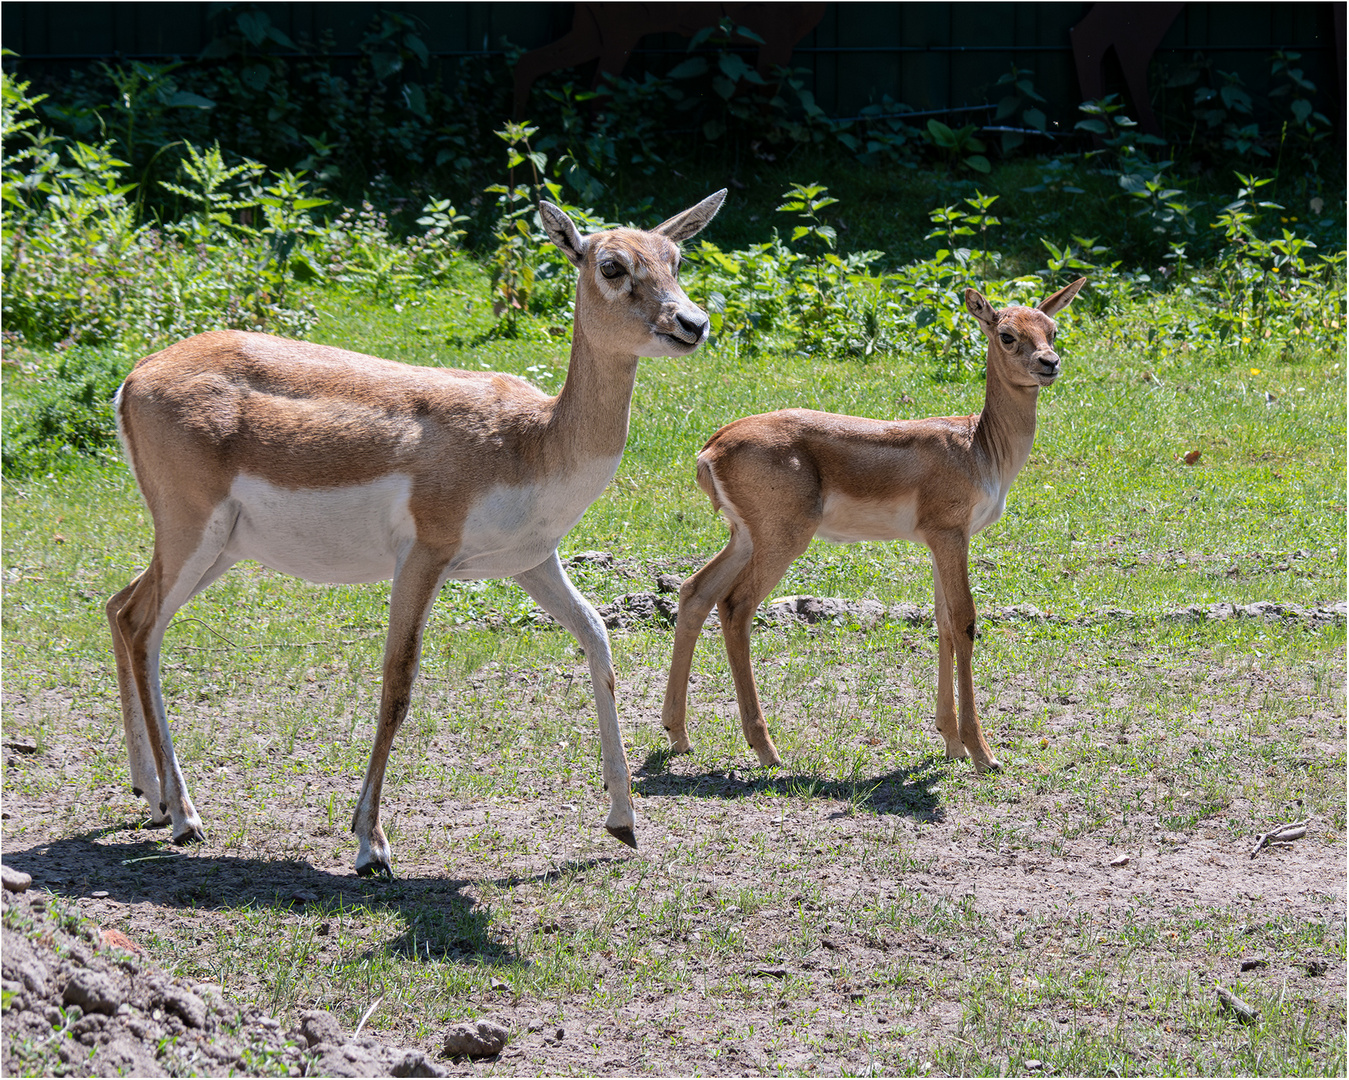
[600,261,626,280]
[999,332,1016,345]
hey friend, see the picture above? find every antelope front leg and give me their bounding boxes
[930,533,999,773]
[930,559,968,761]
[515,552,637,847]
[352,545,447,878]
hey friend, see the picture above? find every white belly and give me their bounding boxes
[816,491,922,544]
[225,473,416,584]
[446,455,623,579]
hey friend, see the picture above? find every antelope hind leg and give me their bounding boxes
[661,528,754,754]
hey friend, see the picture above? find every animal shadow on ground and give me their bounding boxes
[3,828,618,962]
[634,749,947,823]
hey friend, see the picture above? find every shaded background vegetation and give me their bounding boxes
[2,2,1344,474]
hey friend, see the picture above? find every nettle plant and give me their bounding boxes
[1208,172,1342,354]
[883,192,1006,370]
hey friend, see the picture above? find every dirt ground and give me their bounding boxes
[2,596,1345,1075]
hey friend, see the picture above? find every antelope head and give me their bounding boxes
[965,277,1086,389]
[539,191,727,358]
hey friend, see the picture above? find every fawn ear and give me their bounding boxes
[539,201,587,266]
[965,288,998,333]
[654,189,727,242]
[1038,277,1086,317]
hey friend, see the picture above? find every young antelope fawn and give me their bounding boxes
[661,278,1086,772]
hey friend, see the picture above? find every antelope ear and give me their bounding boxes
[1038,277,1086,317]
[539,201,587,266]
[654,189,727,242]
[964,288,998,332]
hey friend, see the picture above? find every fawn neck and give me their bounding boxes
[973,353,1041,482]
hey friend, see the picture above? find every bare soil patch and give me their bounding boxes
[2,600,1345,1075]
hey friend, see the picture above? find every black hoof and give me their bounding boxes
[355,861,394,881]
[606,825,638,849]
[172,827,206,845]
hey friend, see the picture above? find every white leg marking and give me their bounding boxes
[515,551,636,841]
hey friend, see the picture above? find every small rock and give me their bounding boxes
[568,550,612,567]
[1109,855,1130,867]
[527,1018,544,1033]
[490,977,510,992]
[300,1009,345,1048]
[1,865,32,894]
[751,965,789,978]
[291,890,319,905]
[391,1049,447,1077]
[1239,957,1268,972]
[62,969,122,1016]
[443,1019,508,1059]
[1025,1059,1043,1071]
[154,985,207,1029]
[313,1041,392,1077]
[555,1026,566,1042]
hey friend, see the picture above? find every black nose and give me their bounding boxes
[676,311,708,339]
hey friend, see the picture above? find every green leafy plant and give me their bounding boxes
[1,346,129,475]
[1076,95,1167,175]
[483,121,548,337]
[923,191,1002,289]
[160,141,263,247]
[1119,167,1198,249]
[990,65,1048,154]
[925,118,990,174]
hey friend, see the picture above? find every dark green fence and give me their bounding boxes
[2,2,1341,131]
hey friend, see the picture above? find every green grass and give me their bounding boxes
[1,281,1344,1075]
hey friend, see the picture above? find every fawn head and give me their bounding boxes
[965,278,1087,389]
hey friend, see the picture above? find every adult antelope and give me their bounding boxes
[107,191,726,877]
[661,278,1086,772]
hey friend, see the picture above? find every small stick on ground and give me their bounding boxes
[1216,984,1259,1023]
[1250,818,1310,859]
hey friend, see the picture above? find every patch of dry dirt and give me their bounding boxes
[2,594,1344,1075]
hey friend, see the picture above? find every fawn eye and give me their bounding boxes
[600,261,626,280]
[999,332,1015,345]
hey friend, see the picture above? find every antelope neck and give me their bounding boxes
[972,365,1040,482]
[548,317,640,462]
